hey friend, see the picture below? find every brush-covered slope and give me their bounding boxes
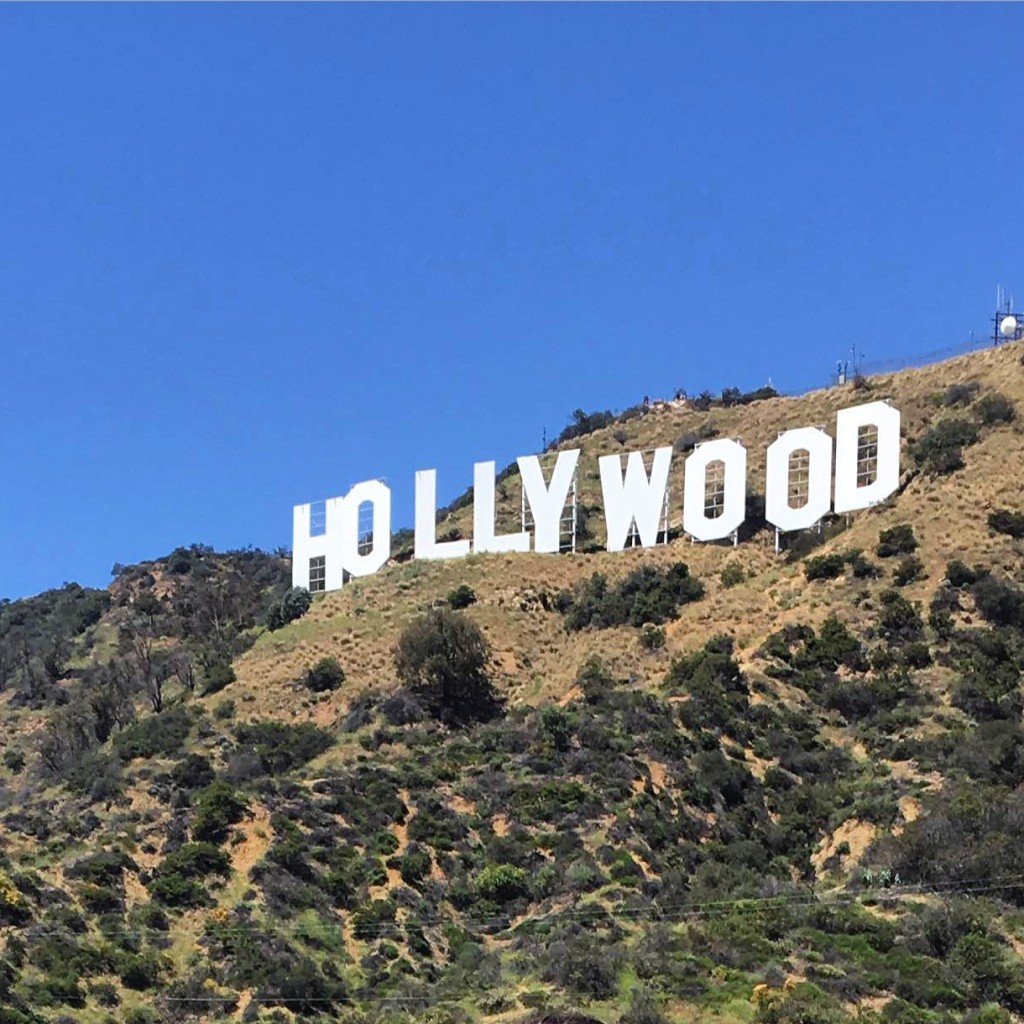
[3,345,1024,1024]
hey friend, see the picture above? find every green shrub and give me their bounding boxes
[157,842,230,880]
[912,418,979,474]
[303,656,345,693]
[972,574,1024,628]
[805,614,868,672]
[639,624,666,650]
[232,721,334,774]
[213,698,235,720]
[942,381,980,407]
[123,1009,160,1024]
[804,554,845,581]
[560,563,704,631]
[118,951,167,991]
[148,842,230,907]
[191,781,248,843]
[878,590,925,643]
[267,587,312,631]
[988,508,1024,539]
[667,635,750,738]
[64,849,135,887]
[170,754,215,791]
[849,551,880,578]
[475,864,529,903]
[540,705,573,751]
[977,392,1016,425]
[201,659,236,696]
[946,559,978,587]
[877,523,918,558]
[576,655,617,704]
[397,845,432,887]
[720,563,746,588]
[447,584,477,610]
[113,707,191,761]
[893,556,925,587]
[552,408,615,446]
[352,899,396,941]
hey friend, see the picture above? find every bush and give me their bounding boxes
[912,418,979,475]
[559,563,704,630]
[446,584,477,610]
[893,556,925,587]
[394,609,501,725]
[942,381,980,406]
[475,864,529,904]
[232,721,334,774]
[170,754,215,792]
[977,392,1016,425]
[576,656,616,705]
[540,931,623,1000]
[148,842,230,907]
[946,560,978,588]
[191,781,248,844]
[540,706,573,751]
[971,574,1024,628]
[988,508,1024,539]
[878,590,925,643]
[639,624,666,650]
[113,707,191,762]
[118,952,166,991]
[804,554,845,581]
[212,698,235,720]
[202,659,236,696]
[303,656,345,693]
[267,587,312,631]
[720,563,746,588]
[551,409,615,448]
[667,635,750,737]
[674,431,699,454]
[877,523,918,558]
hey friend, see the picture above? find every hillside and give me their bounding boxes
[4,344,1024,1024]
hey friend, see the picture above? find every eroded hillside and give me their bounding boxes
[3,344,1024,1024]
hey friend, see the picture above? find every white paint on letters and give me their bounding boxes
[833,400,901,513]
[683,439,747,542]
[340,479,392,577]
[599,446,673,552]
[518,449,581,554]
[765,427,834,532]
[292,495,346,591]
[293,402,905,591]
[473,460,530,554]
[414,469,472,561]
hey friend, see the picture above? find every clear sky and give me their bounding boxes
[2,3,1021,599]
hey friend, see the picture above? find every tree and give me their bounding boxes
[394,609,501,725]
[167,649,195,693]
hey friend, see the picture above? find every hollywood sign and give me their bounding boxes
[293,400,900,593]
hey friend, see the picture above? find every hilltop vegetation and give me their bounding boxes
[3,345,1024,1023]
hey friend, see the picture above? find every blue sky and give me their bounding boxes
[1,4,1021,599]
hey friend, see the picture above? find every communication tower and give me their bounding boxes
[993,286,1024,344]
